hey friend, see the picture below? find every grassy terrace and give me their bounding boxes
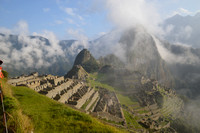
[116,93,138,106]
[1,80,127,133]
[123,109,143,129]
[87,73,115,91]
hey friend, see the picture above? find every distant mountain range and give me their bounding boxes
[1,13,200,98]
[162,12,200,48]
[0,33,84,76]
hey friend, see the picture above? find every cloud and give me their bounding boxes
[165,24,175,34]
[0,21,65,70]
[66,18,74,24]
[67,28,89,47]
[43,8,50,12]
[0,20,29,35]
[172,8,192,16]
[167,9,200,19]
[55,20,64,25]
[164,24,193,41]
[89,29,123,59]
[60,7,84,21]
[14,20,29,35]
[65,28,89,56]
[64,7,76,16]
[98,0,162,35]
[153,36,200,65]
[180,25,193,39]
[0,27,11,34]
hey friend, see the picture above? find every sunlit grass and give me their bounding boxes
[10,86,125,133]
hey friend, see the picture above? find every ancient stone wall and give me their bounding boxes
[97,112,124,123]
[58,83,82,103]
[8,75,35,85]
[53,76,64,86]
[75,88,95,109]
[34,83,50,92]
[85,91,99,111]
[46,80,73,99]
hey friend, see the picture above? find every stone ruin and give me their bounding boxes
[8,72,125,124]
[93,87,125,123]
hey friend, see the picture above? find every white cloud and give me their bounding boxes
[153,36,200,65]
[99,0,162,35]
[179,8,192,15]
[0,20,29,35]
[170,25,193,41]
[0,21,65,69]
[64,8,76,16]
[0,27,11,34]
[67,28,88,47]
[14,20,29,35]
[98,32,106,36]
[183,25,193,39]
[43,8,50,12]
[66,18,74,24]
[165,24,174,34]
[170,8,193,17]
[55,20,64,25]
[60,7,84,21]
[66,28,89,56]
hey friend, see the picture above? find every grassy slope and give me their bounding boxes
[87,73,115,91]
[1,80,126,133]
[1,80,33,133]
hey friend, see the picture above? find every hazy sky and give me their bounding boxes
[0,0,200,40]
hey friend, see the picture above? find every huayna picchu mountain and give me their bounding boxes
[73,49,100,73]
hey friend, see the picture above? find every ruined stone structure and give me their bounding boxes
[93,88,125,123]
[8,72,125,124]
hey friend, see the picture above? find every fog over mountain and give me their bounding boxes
[0,33,85,76]
[163,12,200,48]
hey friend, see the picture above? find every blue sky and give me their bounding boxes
[0,0,200,40]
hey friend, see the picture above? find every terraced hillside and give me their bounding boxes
[8,72,126,126]
[1,79,126,133]
[7,70,184,133]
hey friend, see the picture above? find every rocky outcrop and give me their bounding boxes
[73,49,100,73]
[65,65,88,80]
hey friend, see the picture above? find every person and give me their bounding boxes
[0,60,4,79]
[0,60,4,88]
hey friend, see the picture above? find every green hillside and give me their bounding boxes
[0,80,126,133]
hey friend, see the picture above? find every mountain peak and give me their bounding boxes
[65,65,88,80]
[73,49,100,73]
[74,49,92,65]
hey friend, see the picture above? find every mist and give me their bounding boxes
[0,21,66,71]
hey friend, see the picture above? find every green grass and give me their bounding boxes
[87,74,115,92]
[0,80,33,133]
[81,99,92,110]
[116,94,137,106]
[1,80,127,133]
[11,86,126,133]
[137,109,149,114]
[123,109,143,129]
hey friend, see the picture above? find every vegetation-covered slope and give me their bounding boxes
[0,80,126,133]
